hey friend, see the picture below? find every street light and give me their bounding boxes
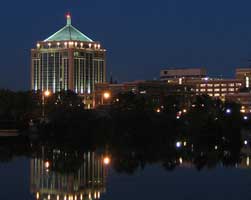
[101,92,111,105]
[226,108,231,114]
[45,161,50,168]
[103,156,111,165]
[42,90,51,118]
[44,90,50,97]
[103,92,110,99]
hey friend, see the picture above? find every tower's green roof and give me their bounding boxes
[44,14,93,42]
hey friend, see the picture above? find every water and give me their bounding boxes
[1,153,251,200]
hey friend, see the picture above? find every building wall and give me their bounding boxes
[236,68,251,88]
[31,41,106,95]
[160,68,207,81]
[225,92,251,113]
[192,79,243,99]
[94,81,193,107]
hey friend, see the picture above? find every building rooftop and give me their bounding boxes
[44,14,93,42]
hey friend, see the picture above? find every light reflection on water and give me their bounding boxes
[30,150,108,200]
[0,149,251,199]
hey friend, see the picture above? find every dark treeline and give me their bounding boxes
[0,89,83,130]
[0,90,249,174]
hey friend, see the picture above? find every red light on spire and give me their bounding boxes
[66,12,71,19]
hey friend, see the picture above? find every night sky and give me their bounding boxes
[2,0,251,90]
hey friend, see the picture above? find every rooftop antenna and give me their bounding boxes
[66,12,71,26]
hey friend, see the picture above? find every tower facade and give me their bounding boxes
[31,14,106,95]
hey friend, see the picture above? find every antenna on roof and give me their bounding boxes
[66,12,71,26]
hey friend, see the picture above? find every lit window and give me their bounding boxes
[221,84,227,87]
[214,88,220,92]
[208,93,213,96]
[207,84,213,87]
[200,89,206,92]
[214,93,220,97]
[214,84,220,87]
[179,78,182,85]
[228,88,235,92]
[200,84,206,87]
[228,83,235,87]
[246,77,250,88]
[207,89,213,92]
[221,88,227,92]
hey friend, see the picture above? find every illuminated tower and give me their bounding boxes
[31,13,106,97]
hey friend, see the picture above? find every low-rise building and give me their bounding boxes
[225,92,251,113]
[94,80,193,107]
[160,68,207,83]
[191,78,243,100]
[236,68,251,88]
[160,68,245,101]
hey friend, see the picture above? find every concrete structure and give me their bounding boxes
[31,14,106,107]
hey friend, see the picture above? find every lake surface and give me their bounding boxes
[1,154,251,200]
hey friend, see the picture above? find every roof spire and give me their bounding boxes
[66,12,71,26]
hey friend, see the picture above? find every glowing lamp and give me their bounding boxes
[103,92,110,99]
[45,161,50,168]
[36,192,39,199]
[176,141,182,148]
[44,90,51,97]
[103,156,110,165]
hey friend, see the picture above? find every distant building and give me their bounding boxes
[225,92,251,113]
[94,80,193,107]
[31,14,106,107]
[235,68,251,88]
[190,78,243,99]
[160,68,246,99]
[160,68,207,83]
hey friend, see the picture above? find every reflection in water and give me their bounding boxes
[1,130,251,199]
[30,147,108,200]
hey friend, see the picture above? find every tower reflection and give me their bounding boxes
[30,147,108,200]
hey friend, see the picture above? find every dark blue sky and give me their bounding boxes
[2,0,251,90]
